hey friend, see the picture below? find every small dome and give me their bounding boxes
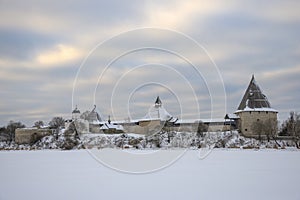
[72,106,80,114]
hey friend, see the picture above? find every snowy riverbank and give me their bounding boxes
[0,131,298,150]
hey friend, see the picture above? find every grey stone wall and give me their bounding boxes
[15,128,53,144]
[236,111,277,136]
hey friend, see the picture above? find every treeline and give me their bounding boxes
[249,111,300,147]
[279,111,300,136]
[278,111,300,148]
[0,121,26,142]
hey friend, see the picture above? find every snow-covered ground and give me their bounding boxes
[1,149,300,200]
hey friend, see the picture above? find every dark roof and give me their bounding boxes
[155,96,162,106]
[225,114,240,119]
[72,106,80,114]
[237,75,271,110]
[87,105,102,122]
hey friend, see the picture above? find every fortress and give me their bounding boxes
[66,75,278,137]
[15,75,278,144]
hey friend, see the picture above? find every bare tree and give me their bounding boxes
[280,111,300,148]
[251,119,278,142]
[49,117,65,129]
[33,120,44,128]
[251,121,265,141]
[289,112,300,148]
[0,126,9,141]
[6,120,26,142]
[264,119,278,142]
[197,121,208,138]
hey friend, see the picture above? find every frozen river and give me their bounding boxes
[0,149,299,200]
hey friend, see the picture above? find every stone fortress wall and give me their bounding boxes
[15,128,53,144]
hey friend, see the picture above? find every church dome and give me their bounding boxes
[72,106,80,114]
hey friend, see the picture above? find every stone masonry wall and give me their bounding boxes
[15,128,53,144]
[237,111,277,136]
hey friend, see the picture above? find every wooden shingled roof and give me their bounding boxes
[237,75,271,110]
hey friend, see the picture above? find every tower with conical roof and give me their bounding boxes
[155,96,162,108]
[237,75,271,110]
[234,75,278,137]
[72,105,80,120]
[144,96,172,121]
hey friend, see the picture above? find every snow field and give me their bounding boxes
[0,149,300,200]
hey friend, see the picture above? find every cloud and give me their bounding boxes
[0,28,57,60]
[144,0,233,29]
[0,0,299,125]
[238,1,300,23]
[35,44,83,66]
[261,66,300,80]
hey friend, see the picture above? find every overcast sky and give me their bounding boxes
[0,0,299,126]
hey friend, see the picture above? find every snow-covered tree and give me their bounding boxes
[74,120,88,134]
